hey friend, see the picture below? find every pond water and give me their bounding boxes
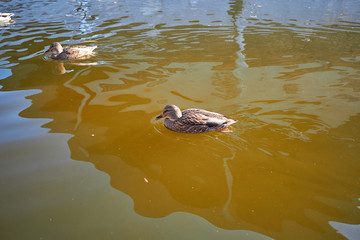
[1,0,360,239]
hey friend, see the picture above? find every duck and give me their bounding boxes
[0,13,14,22]
[0,13,14,25]
[155,104,237,133]
[45,42,97,60]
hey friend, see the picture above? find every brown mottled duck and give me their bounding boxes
[155,104,237,133]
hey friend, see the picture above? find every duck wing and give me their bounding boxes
[176,110,233,133]
[183,108,229,119]
[60,46,97,59]
[180,112,210,125]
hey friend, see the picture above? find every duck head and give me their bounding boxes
[45,42,63,55]
[155,104,182,121]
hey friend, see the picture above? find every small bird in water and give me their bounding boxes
[155,104,237,133]
[0,13,14,25]
[0,13,14,21]
[45,42,97,60]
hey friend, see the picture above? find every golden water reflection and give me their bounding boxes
[7,29,358,240]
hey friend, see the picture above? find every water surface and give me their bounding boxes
[1,0,360,239]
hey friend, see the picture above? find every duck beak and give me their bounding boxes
[155,114,163,120]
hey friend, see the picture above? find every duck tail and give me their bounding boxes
[226,119,238,126]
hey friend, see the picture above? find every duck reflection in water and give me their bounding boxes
[50,62,99,75]
[155,104,237,133]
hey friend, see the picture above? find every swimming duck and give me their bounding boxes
[0,13,14,21]
[155,104,237,133]
[0,13,14,26]
[45,42,97,60]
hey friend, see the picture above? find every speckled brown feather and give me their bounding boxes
[54,46,97,60]
[183,108,228,119]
